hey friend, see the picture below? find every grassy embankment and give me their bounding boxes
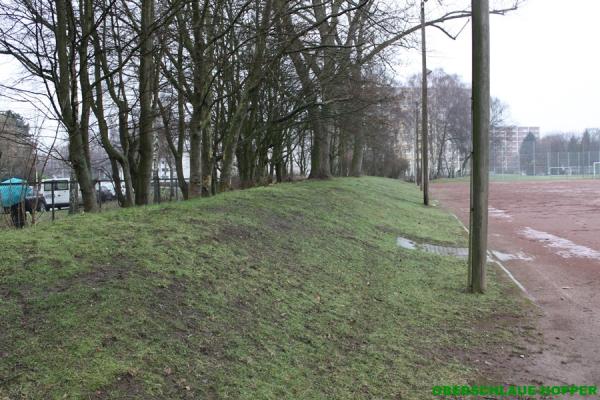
[0,177,530,399]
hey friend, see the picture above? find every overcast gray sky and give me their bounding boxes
[1,0,599,137]
[399,0,600,135]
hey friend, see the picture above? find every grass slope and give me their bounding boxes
[0,177,528,399]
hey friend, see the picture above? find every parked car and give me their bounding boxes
[97,186,116,203]
[40,178,121,208]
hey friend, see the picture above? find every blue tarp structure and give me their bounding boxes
[0,178,32,208]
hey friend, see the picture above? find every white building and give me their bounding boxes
[490,126,540,174]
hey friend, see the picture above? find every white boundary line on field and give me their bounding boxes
[450,214,535,302]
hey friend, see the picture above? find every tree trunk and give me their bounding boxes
[55,0,97,212]
[219,103,244,192]
[308,107,332,179]
[135,0,155,205]
[350,130,364,177]
[201,113,213,197]
[188,110,203,198]
[274,133,284,183]
[109,158,125,206]
[69,169,80,214]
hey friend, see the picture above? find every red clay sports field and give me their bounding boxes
[432,178,600,385]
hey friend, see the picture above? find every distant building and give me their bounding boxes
[490,126,540,174]
[157,152,191,180]
[43,155,71,178]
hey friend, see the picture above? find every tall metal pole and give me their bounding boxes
[533,140,536,176]
[420,0,429,205]
[468,0,490,293]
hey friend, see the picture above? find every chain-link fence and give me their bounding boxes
[490,150,600,177]
[1,178,186,229]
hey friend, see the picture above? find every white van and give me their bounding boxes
[41,178,74,210]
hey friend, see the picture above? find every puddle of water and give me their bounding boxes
[396,236,468,258]
[492,250,533,262]
[397,236,535,264]
[422,243,468,258]
[489,207,512,220]
[520,227,600,259]
[396,237,417,249]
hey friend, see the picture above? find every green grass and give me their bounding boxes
[0,177,530,399]
[1,201,121,230]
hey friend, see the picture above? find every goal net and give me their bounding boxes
[548,167,573,176]
[593,162,600,178]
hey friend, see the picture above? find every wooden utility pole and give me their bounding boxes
[468,0,490,293]
[420,0,429,205]
[415,101,420,186]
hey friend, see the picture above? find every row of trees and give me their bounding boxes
[519,129,600,175]
[0,0,516,211]
[521,130,600,154]
[404,69,507,179]
[408,70,472,179]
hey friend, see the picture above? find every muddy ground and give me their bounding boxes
[432,179,600,387]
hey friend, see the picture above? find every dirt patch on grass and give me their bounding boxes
[149,278,206,335]
[460,314,543,387]
[376,224,400,235]
[263,214,295,232]
[214,224,257,242]
[447,285,541,386]
[202,205,233,214]
[50,265,133,293]
[92,371,146,399]
[216,204,314,236]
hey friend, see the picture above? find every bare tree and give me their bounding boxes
[0,0,102,211]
